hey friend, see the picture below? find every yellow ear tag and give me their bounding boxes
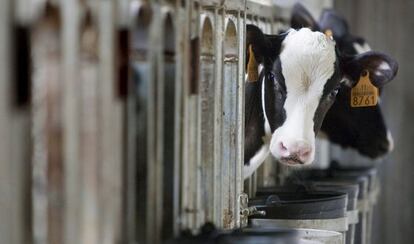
[324,29,333,39]
[247,44,259,82]
[325,29,333,37]
[350,71,379,107]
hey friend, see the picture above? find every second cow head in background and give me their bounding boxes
[244,22,398,178]
[291,3,399,158]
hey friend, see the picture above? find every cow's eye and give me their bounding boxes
[268,72,275,81]
[329,85,341,98]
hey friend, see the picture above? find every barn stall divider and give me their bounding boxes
[123,1,289,243]
[0,0,277,242]
[0,0,384,244]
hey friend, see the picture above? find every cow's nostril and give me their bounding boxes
[278,142,290,157]
[300,149,311,158]
[295,142,312,162]
[279,142,288,152]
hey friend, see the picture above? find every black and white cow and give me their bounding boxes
[244,23,398,179]
[291,3,399,158]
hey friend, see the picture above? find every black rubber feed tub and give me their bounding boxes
[331,166,378,244]
[282,169,369,200]
[249,191,347,220]
[307,181,359,244]
[308,181,359,211]
[331,166,377,192]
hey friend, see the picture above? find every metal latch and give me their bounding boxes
[239,193,266,227]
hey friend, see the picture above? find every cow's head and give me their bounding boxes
[291,4,399,158]
[246,24,397,165]
[318,9,398,158]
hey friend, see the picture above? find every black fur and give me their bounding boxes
[244,74,266,163]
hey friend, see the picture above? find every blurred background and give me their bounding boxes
[0,0,412,244]
[334,1,414,244]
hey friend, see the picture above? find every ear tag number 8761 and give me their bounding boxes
[350,70,378,107]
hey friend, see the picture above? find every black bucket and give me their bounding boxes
[252,189,347,219]
[307,181,359,210]
[307,181,359,244]
[249,188,348,240]
[331,165,379,244]
[274,170,369,244]
[250,192,347,219]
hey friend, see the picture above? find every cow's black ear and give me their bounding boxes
[341,51,398,87]
[246,25,266,66]
[246,24,287,68]
[319,9,349,39]
[291,3,320,31]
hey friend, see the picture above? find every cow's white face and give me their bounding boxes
[265,28,338,165]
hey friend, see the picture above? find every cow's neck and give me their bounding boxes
[244,72,269,164]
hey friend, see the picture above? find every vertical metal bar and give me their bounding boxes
[31,4,65,244]
[152,5,164,243]
[61,1,82,243]
[179,0,191,232]
[172,18,182,240]
[213,6,224,228]
[119,3,137,243]
[181,0,202,231]
[79,9,99,244]
[129,4,154,243]
[222,15,238,229]
[235,8,245,228]
[98,1,123,243]
[194,3,204,230]
[174,1,187,236]
[161,10,177,241]
[199,13,215,224]
[193,5,202,231]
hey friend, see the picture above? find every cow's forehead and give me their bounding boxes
[279,28,337,95]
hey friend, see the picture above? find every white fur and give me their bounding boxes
[258,64,264,74]
[375,71,384,77]
[377,61,393,77]
[243,145,269,179]
[353,42,371,54]
[387,130,394,152]
[379,61,391,71]
[343,78,353,87]
[261,73,272,135]
[268,28,336,164]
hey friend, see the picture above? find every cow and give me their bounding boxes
[291,3,399,158]
[243,23,398,179]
